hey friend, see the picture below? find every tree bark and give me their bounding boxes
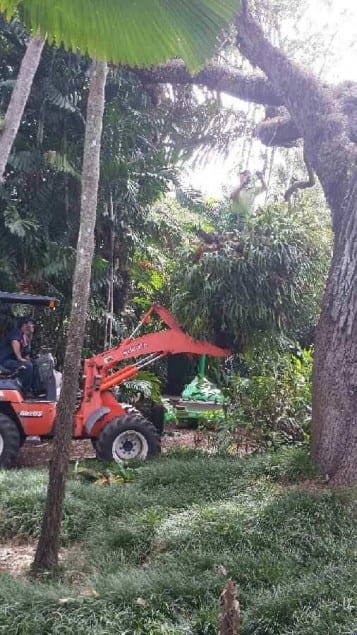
[0,35,44,182]
[32,58,108,573]
[133,60,283,107]
[312,172,357,485]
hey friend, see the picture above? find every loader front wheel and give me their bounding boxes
[0,413,21,468]
[95,414,161,462]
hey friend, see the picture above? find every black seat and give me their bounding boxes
[0,365,15,378]
[0,364,24,379]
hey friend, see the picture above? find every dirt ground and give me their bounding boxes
[0,540,35,576]
[17,424,209,468]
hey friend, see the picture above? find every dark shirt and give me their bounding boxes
[0,328,28,363]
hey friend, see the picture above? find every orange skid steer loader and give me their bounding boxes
[0,293,230,467]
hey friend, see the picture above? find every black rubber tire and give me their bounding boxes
[150,404,165,436]
[95,413,161,462]
[130,400,165,436]
[0,413,21,468]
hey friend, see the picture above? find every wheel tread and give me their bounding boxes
[0,413,21,468]
[95,413,161,462]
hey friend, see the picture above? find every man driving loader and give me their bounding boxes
[0,316,35,397]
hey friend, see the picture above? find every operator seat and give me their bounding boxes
[0,365,14,377]
[0,364,24,392]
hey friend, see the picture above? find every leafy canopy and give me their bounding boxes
[0,0,241,71]
[170,200,331,350]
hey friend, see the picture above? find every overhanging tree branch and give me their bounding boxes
[132,62,357,154]
[255,108,300,147]
[284,151,315,201]
[132,60,283,107]
[235,2,355,222]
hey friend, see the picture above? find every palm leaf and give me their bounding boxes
[0,0,241,71]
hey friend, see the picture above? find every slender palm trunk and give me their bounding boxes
[32,59,108,574]
[0,36,44,182]
[108,190,115,349]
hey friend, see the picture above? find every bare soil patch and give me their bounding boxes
[0,540,36,577]
[18,425,209,468]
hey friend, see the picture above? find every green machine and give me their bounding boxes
[163,355,225,427]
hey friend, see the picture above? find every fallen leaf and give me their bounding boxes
[82,588,99,597]
[58,598,75,605]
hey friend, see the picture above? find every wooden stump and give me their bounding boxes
[219,578,241,635]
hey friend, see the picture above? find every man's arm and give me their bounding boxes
[11,339,27,363]
[255,170,267,194]
[230,171,251,201]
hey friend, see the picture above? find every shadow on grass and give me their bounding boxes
[0,447,355,634]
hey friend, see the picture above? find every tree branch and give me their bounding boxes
[131,61,357,152]
[130,18,357,220]
[255,108,300,147]
[284,151,315,201]
[132,60,283,107]
[235,2,355,222]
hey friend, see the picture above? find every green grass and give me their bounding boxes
[0,447,356,634]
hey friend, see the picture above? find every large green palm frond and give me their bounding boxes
[0,0,240,71]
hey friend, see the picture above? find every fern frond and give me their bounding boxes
[0,0,241,71]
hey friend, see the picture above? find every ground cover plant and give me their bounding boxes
[0,447,356,634]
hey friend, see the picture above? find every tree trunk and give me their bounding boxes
[108,190,115,348]
[104,190,115,349]
[32,58,108,574]
[219,579,241,635]
[312,172,357,485]
[0,36,44,182]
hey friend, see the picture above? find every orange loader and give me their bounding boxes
[0,292,230,467]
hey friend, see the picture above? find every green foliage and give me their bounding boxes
[0,18,249,357]
[74,460,136,486]
[222,344,313,450]
[121,370,162,404]
[171,201,331,350]
[0,449,356,634]
[0,0,240,71]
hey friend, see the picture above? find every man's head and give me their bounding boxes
[18,316,35,336]
[240,169,251,187]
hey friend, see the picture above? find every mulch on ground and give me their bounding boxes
[17,424,209,468]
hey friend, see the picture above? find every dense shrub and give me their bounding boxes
[219,344,313,451]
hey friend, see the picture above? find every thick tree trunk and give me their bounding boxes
[32,59,108,574]
[0,36,44,182]
[312,173,357,485]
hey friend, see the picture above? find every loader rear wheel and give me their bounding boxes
[0,413,21,468]
[95,414,161,462]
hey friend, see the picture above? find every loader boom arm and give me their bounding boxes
[81,305,230,404]
[92,304,229,370]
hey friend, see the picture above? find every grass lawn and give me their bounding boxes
[0,447,356,634]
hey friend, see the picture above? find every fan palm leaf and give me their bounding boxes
[0,0,241,70]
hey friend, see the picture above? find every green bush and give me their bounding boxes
[225,344,313,449]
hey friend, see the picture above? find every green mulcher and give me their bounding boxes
[163,355,226,427]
